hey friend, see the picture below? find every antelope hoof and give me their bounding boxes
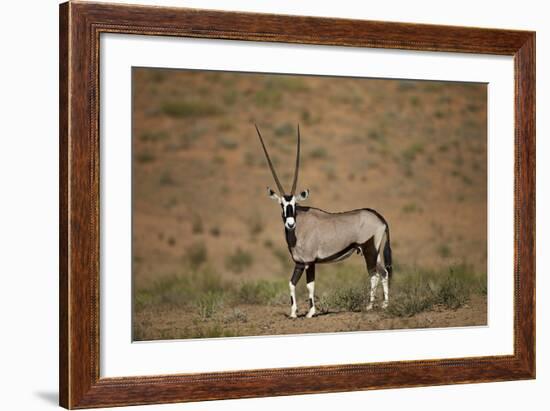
[366,303,374,311]
[382,301,389,309]
[290,310,297,319]
[306,308,316,318]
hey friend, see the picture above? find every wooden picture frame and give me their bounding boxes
[59,1,535,408]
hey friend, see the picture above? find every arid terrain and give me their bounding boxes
[132,68,487,341]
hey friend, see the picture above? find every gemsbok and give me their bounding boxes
[255,124,393,318]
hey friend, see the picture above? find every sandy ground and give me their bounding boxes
[134,296,487,341]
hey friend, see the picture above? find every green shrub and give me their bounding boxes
[161,101,223,118]
[133,267,226,312]
[434,274,469,309]
[438,143,449,152]
[136,152,155,163]
[402,203,420,213]
[309,147,328,159]
[248,213,264,237]
[159,171,175,186]
[225,248,253,274]
[434,109,445,119]
[386,265,484,317]
[222,90,238,105]
[237,280,286,305]
[368,129,386,144]
[273,77,309,92]
[218,137,238,150]
[149,70,166,83]
[186,242,208,269]
[139,131,169,142]
[211,155,224,165]
[402,143,425,162]
[191,324,237,339]
[243,152,256,167]
[301,109,312,124]
[437,244,451,258]
[191,215,203,234]
[224,308,248,323]
[274,122,294,137]
[328,286,366,312]
[177,130,201,150]
[255,87,282,108]
[385,277,435,317]
[196,291,223,320]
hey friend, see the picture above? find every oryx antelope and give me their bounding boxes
[255,124,392,318]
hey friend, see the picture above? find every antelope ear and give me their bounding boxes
[267,187,281,202]
[296,189,309,202]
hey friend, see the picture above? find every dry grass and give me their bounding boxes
[133,262,486,340]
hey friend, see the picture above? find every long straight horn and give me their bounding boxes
[290,124,301,195]
[255,124,285,195]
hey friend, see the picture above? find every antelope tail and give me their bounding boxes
[384,227,393,283]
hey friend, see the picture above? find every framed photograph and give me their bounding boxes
[59,2,535,408]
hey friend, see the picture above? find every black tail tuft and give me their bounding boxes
[384,229,393,284]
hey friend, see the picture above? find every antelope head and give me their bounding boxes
[255,124,309,230]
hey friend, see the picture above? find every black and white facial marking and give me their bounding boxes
[268,188,309,231]
[281,195,297,230]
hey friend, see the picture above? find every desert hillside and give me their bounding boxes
[132,68,487,340]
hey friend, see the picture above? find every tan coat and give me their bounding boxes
[289,207,387,264]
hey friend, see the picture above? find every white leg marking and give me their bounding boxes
[306,281,316,318]
[381,273,389,309]
[289,281,297,318]
[367,273,380,311]
[376,231,389,309]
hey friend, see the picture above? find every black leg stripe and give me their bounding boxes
[290,263,305,285]
[306,264,316,283]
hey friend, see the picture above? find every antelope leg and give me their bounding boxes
[376,231,390,309]
[367,273,380,311]
[289,263,305,318]
[306,264,316,318]
[381,271,389,309]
